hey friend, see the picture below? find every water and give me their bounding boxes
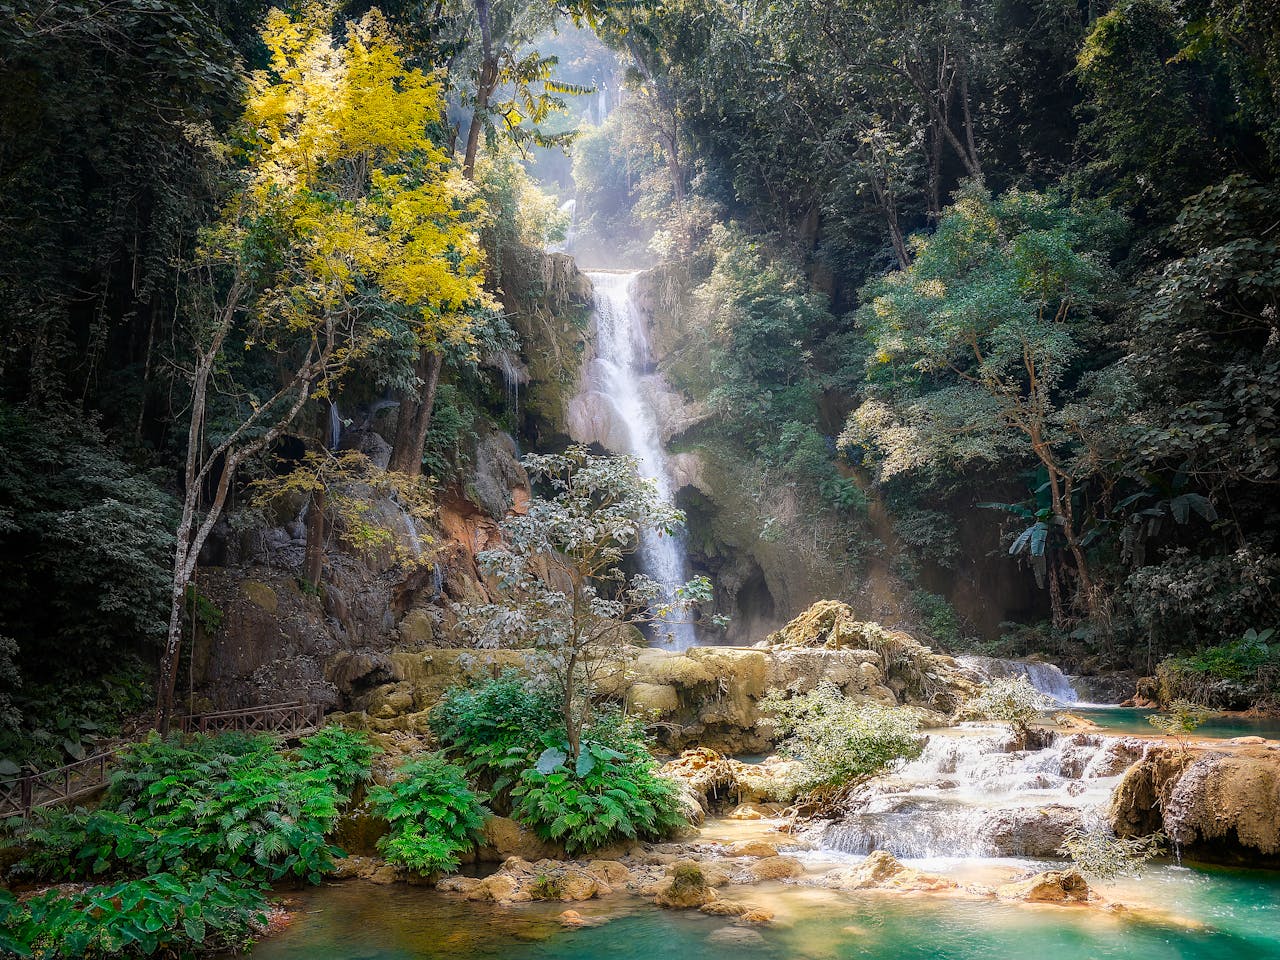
[245,863,1280,960]
[822,726,1137,860]
[1073,707,1280,741]
[328,401,343,451]
[582,270,698,650]
[959,656,1081,705]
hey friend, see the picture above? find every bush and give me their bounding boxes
[367,753,487,875]
[758,681,924,792]
[430,671,559,793]
[0,870,267,959]
[17,731,361,885]
[1060,826,1165,882]
[966,676,1049,734]
[511,737,686,855]
[295,726,375,796]
[1147,698,1212,753]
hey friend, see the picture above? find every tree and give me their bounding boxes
[157,8,488,730]
[843,186,1124,621]
[454,446,708,759]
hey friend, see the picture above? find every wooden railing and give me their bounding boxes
[1,701,326,820]
[179,701,325,737]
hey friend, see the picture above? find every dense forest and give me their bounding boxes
[2,1,1280,955]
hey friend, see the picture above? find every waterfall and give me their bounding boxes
[401,508,423,558]
[958,655,1081,705]
[328,400,343,451]
[495,350,522,419]
[555,197,577,254]
[585,270,698,650]
[820,727,1141,861]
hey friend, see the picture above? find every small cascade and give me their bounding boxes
[820,726,1141,861]
[431,563,444,600]
[582,270,698,650]
[401,508,423,558]
[328,401,343,451]
[958,655,1081,705]
[555,197,577,253]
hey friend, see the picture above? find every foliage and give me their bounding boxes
[1060,826,1165,882]
[16,732,356,885]
[511,733,685,855]
[454,446,705,759]
[367,753,487,874]
[758,680,924,792]
[1147,698,1212,752]
[430,670,559,793]
[295,726,376,797]
[0,870,268,959]
[0,404,177,686]
[966,676,1049,734]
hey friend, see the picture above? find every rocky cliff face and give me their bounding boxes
[190,248,592,711]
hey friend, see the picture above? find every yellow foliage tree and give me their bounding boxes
[159,8,489,730]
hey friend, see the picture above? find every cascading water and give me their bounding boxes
[328,401,343,451]
[584,270,698,650]
[820,726,1142,860]
[958,655,1081,705]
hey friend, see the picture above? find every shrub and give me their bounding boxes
[1148,698,1212,754]
[758,681,924,792]
[295,726,375,796]
[512,737,687,855]
[966,676,1049,734]
[17,732,355,885]
[367,753,487,875]
[0,870,267,958]
[1060,826,1165,882]
[430,671,559,793]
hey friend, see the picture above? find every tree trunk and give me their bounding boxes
[462,0,496,180]
[388,350,443,475]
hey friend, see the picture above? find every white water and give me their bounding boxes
[584,270,698,650]
[821,726,1140,860]
[958,655,1081,705]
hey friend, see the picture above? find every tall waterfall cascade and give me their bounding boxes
[572,270,699,650]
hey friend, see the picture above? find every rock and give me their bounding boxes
[365,864,401,885]
[727,803,783,820]
[996,869,1091,903]
[668,858,731,887]
[655,863,717,909]
[738,909,774,924]
[438,876,486,896]
[727,840,779,859]
[822,851,956,893]
[396,608,435,645]
[708,927,764,946]
[700,900,749,917]
[982,805,1083,857]
[585,860,632,887]
[1231,736,1267,746]
[746,855,804,881]
[1109,746,1194,838]
[1162,750,1280,858]
[629,682,682,714]
[481,816,564,861]
[482,874,522,902]
[559,871,603,901]
[559,910,587,927]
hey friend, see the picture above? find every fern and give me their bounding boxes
[367,753,487,876]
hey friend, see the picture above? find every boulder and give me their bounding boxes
[655,863,717,909]
[727,840,779,859]
[1163,750,1280,858]
[480,816,564,862]
[746,855,804,881]
[996,869,1091,903]
[822,851,956,893]
[982,805,1083,858]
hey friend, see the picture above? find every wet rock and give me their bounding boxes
[585,860,632,888]
[738,909,774,925]
[996,869,1091,903]
[708,927,764,946]
[1163,750,1280,858]
[982,805,1082,858]
[655,863,717,908]
[822,850,956,893]
[700,900,749,917]
[727,840,779,859]
[727,802,784,820]
[668,858,732,887]
[745,855,804,881]
[1109,746,1195,838]
[558,910,587,927]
